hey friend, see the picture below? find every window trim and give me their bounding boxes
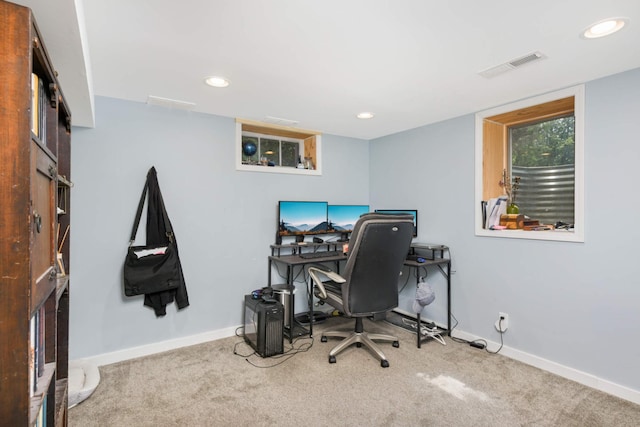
[235,119,322,176]
[474,85,585,242]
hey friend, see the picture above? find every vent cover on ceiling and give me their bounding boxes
[263,116,299,127]
[147,95,196,111]
[478,51,546,78]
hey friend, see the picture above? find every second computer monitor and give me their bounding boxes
[327,204,370,240]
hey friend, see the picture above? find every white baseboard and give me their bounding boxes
[74,325,240,367]
[450,328,640,405]
[72,319,640,406]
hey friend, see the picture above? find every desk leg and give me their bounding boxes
[417,312,422,349]
[446,260,451,336]
[287,265,294,344]
[308,274,314,338]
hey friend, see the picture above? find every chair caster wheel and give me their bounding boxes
[321,336,327,342]
[381,359,389,368]
[329,355,336,364]
[356,343,362,348]
[392,341,400,348]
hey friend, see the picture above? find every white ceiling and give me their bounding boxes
[15,0,640,140]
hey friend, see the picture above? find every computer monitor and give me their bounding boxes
[374,209,418,237]
[327,204,370,241]
[278,201,328,239]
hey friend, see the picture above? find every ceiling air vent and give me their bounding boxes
[264,116,299,127]
[479,51,546,78]
[147,95,196,111]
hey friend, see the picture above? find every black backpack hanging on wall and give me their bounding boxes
[123,167,189,315]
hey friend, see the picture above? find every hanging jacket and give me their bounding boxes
[143,167,190,316]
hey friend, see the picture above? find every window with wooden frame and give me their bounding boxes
[235,119,322,175]
[475,86,584,242]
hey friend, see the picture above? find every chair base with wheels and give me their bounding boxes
[321,317,399,368]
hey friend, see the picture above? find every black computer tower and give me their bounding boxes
[244,295,284,357]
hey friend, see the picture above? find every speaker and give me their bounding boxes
[243,295,284,357]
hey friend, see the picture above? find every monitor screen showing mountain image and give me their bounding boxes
[327,205,370,237]
[278,201,328,237]
[374,209,418,237]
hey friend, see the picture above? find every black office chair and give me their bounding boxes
[307,213,414,367]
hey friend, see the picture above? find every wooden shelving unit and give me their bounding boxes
[0,1,72,425]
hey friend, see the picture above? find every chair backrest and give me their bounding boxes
[340,213,414,317]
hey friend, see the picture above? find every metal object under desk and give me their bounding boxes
[268,244,347,343]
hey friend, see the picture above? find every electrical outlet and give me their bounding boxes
[495,312,509,332]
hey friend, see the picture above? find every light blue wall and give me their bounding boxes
[69,96,369,359]
[71,68,640,393]
[370,67,640,392]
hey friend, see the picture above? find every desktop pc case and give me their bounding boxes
[244,295,284,357]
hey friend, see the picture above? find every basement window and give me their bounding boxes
[475,85,584,242]
[235,119,322,175]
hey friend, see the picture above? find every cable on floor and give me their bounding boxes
[448,312,504,354]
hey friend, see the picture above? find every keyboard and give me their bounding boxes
[299,250,344,259]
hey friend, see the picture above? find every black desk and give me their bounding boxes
[267,242,452,347]
[268,244,347,342]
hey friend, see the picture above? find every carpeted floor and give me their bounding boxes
[69,316,640,426]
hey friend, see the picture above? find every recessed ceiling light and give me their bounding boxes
[204,76,230,88]
[582,18,628,39]
[357,112,374,119]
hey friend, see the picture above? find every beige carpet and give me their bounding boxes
[69,316,640,426]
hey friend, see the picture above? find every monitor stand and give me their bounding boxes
[295,235,305,243]
[337,232,349,243]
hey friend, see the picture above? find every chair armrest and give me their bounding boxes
[307,266,346,299]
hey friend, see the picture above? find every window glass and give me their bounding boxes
[261,138,280,165]
[236,119,323,175]
[281,141,299,167]
[510,116,575,225]
[474,85,584,242]
[241,136,259,164]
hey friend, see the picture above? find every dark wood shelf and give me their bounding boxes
[54,379,69,426]
[1,2,71,425]
[56,276,70,301]
[29,363,56,423]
